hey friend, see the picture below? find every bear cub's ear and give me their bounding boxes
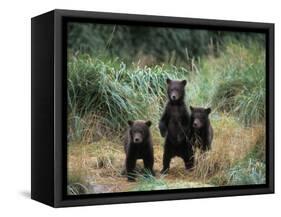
[166,78,171,84]
[182,80,187,86]
[205,107,211,114]
[128,120,134,126]
[145,121,152,127]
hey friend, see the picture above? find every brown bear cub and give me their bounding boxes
[190,106,213,151]
[124,120,155,181]
[159,79,193,174]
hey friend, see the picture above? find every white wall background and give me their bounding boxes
[0,0,279,215]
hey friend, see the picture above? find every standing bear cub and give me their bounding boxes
[159,78,193,174]
[190,106,213,151]
[124,120,155,181]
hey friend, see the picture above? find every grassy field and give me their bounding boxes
[67,42,266,195]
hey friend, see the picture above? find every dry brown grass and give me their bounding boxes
[67,113,265,194]
[192,123,264,183]
[68,112,123,145]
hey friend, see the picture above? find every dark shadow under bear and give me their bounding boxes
[124,120,155,181]
[159,79,193,174]
[190,106,213,151]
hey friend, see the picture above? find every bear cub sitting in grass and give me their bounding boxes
[190,106,213,151]
[159,78,193,174]
[124,120,155,181]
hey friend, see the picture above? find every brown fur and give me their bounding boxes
[124,120,154,181]
[159,79,194,174]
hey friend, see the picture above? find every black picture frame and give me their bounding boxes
[31,9,274,207]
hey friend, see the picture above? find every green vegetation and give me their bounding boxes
[67,55,188,142]
[227,158,266,185]
[68,22,265,66]
[68,42,265,142]
[132,173,213,191]
[67,23,266,194]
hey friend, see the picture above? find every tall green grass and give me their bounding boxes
[67,42,266,144]
[211,43,265,126]
[188,42,265,126]
[67,55,188,142]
